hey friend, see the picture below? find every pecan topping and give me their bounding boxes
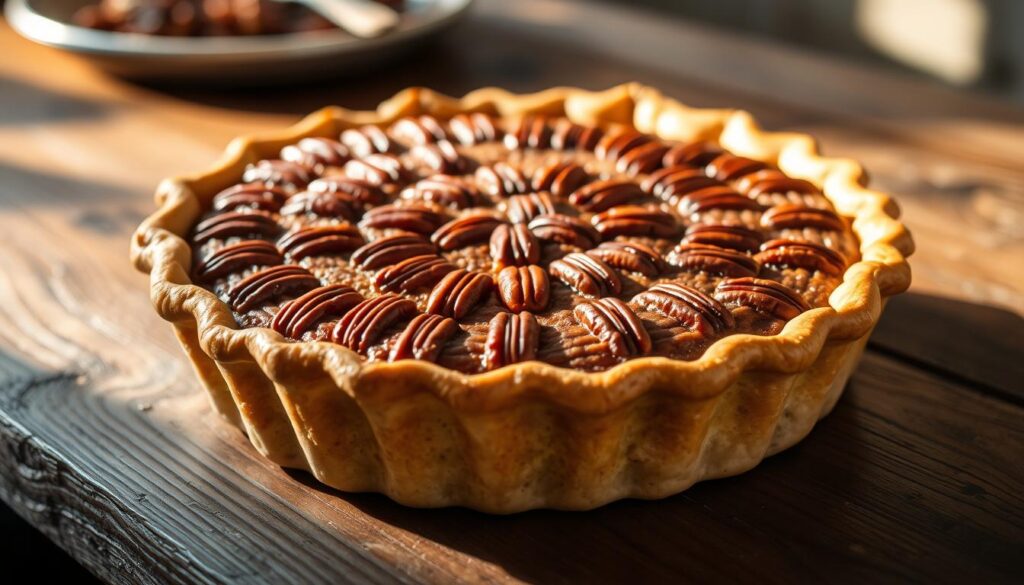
[194,240,283,282]
[662,141,725,168]
[475,162,529,197]
[684,223,763,252]
[389,115,449,145]
[586,241,666,276]
[503,116,551,149]
[340,125,394,157]
[350,234,437,270]
[737,169,820,198]
[705,153,769,182]
[375,255,455,292]
[497,265,550,313]
[279,191,360,221]
[668,243,760,277]
[677,186,762,215]
[272,284,362,339]
[569,179,646,212]
[425,269,493,319]
[306,176,386,207]
[401,175,479,209]
[532,161,590,198]
[714,277,810,321]
[489,223,541,269]
[389,314,458,362]
[226,265,319,312]
[596,130,653,161]
[641,166,722,204]
[359,204,447,235]
[409,141,470,175]
[505,192,557,224]
[550,119,604,151]
[343,154,412,187]
[331,294,417,353]
[617,141,670,175]
[242,160,312,190]
[483,311,540,369]
[755,239,847,276]
[192,211,280,244]
[278,224,365,260]
[549,252,621,297]
[760,204,844,232]
[527,213,600,248]
[448,113,500,145]
[212,183,288,213]
[574,298,651,358]
[632,283,734,335]
[280,137,350,173]
[431,212,506,250]
[591,205,680,239]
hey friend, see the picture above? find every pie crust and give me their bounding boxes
[131,84,913,512]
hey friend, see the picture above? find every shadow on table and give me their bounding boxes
[0,77,113,126]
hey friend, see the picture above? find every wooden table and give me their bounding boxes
[1,1,1022,582]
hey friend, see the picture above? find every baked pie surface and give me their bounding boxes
[132,85,913,512]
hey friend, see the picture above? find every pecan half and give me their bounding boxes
[760,204,845,232]
[737,169,820,198]
[549,252,621,297]
[705,153,769,182]
[483,311,540,369]
[359,204,447,235]
[475,162,529,197]
[343,154,412,187]
[490,224,541,269]
[714,277,810,321]
[431,212,506,251]
[350,234,437,270]
[677,186,762,215]
[662,141,724,168]
[448,113,501,145]
[212,183,288,213]
[279,191,360,221]
[280,137,350,173]
[527,213,600,249]
[306,176,386,207]
[226,265,319,312]
[632,283,734,335]
[242,159,312,190]
[641,166,722,204]
[278,224,365,260]
[389,115,449,145]
[595,130,653,161]
[591,205,680,239]
[340,125,394,157]
[569,179,646,212]
[401,175,479,210]
[192,211,280,244]
[532,161,590,198]
[505,192,557,224]
[331,294,417,353]
[683,223,764,252]
[755,239,847,276]
[409,141,470,175]
[550,119,604,151]
[272,284,363,339]
[574,297,651,358]
[586,241,667,277]
[617,141,670,175]
[425,269,493,319]
[497,265,550,313]
[668,243,760,277]
[375,255,455,292]
[194,240,283,282]
[503,116,551,150]
[389,313,458,362]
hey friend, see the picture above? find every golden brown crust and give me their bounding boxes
[130,84,913,512]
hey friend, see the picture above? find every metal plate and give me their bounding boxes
[5,0,474,83]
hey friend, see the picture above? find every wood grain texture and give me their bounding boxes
[0,0,1023,582]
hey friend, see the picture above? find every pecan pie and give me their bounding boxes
[132,85,913,512]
